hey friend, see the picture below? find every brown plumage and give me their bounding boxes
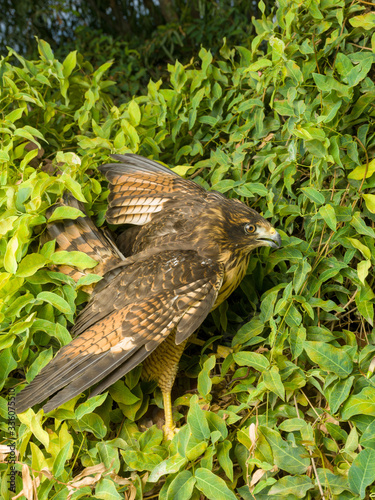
[15,154,281,438]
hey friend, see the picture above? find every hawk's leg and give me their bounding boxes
[142,332,187,440]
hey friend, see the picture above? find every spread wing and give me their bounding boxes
[98,154,206,225]
[15,250,223,414]
[45,194,124,282]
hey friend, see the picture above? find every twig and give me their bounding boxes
[309,449,327,500]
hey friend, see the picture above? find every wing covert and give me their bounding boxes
[15,250,223,414]
[98,154,206,225]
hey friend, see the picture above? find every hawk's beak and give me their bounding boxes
[256,226,281,249]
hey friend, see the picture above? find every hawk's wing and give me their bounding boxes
[15,250,223,414]
[45,194,124,282]
[98,154,206,225]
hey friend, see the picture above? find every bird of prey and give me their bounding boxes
[15,154,281,438]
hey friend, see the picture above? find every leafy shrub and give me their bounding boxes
[1,0,375,498]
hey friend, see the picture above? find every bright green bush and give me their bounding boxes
[1,0,375,498]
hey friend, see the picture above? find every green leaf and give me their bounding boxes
[268,475,314,498]
[216,441,234,481]
[304,341,353,378]
[0,349,17,390]
[37,291,72,314]
[62,50,77,77]
[48,206,86,223]
[187,395,210,441]
[260,426,310,474]
[95,478,122,500]
[166,471,196,500]
[53,441,72,478]
[16,253,48,277]
[198,355,216,397]
[76,274,103,287]
[62,176,87,202]
[4,235,19,274]
[348,449,375,499]
[108,380,140,406]
[319,204,337,231]
[363,194,375,214]
[346,237,371,260]
[18,409,50,447]
[349,12,375,30]
[194,468,237,500]
[263,366,285,401]
[75,413,107,439]
[357,260,371,285]
[301,187,325,205]
[342,387,375,419]
[325,376,354,414]
[51,251,98,269]
[233,351,269,372]
[75,393,108,419]
[148,454,187,482]
[128,100,141,126]
[348,158,375,180]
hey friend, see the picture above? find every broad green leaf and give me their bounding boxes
[76,274,103,287]
[74,413,107,439]
[233,351,269,372]
[62,50,77,77]
[62,176,87,202]
[16,253,48,277]
[0,349,17,390]
[75,393,108,419]
[348,449,375,499]
[128,100,141,126]
[304,341,353,378]
[325,376,354,414]
[263,366,285,401]
[260,426,310,474]
[349,12,375,30]
[147,453,187,481]
[194,468,237,500]
[53,441,72,478]
[346,237,371,260]
[51,250,98,269]
[216,441,234,481]
[198,355,216,397]
[348,158,375,180]
[357,260,371,285]
[319,204,337,231]
[18,409,49,447]
[48,206,86,222]
[37,291,72,314]
[360,420,375,450]
[363,194,375,214]
[268,475,314,498]
[95,478,122,499]
[166,471,196,500]
[301,187,325,205]
[187,395,210,441]
[342,387,375,419]
[4,235,19,274]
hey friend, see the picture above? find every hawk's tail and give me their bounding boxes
[46,195,124,283]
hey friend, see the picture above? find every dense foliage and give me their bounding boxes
[1,0,375,498]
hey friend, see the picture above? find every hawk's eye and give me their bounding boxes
[244,223,256,234]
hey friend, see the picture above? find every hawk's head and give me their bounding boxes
[205,194,281,255]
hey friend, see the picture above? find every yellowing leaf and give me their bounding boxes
[347,237,371,260]
[170,165,193,176]
[363,194,375,214]
[348,158,375,180]
[357,260,371,285]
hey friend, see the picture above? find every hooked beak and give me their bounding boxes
[256,226,282,249]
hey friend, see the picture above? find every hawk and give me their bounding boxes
[15,154,281,438]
